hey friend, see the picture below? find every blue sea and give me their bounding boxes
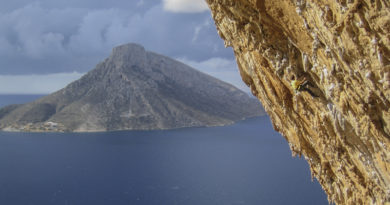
[0,95,328,205]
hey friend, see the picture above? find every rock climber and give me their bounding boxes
[291,76,318,97]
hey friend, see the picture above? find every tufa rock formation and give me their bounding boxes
[0,43,263,132]
[206,0,389,204]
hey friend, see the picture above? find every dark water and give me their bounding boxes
[0,95,328,205]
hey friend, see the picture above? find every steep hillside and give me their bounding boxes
[206,0,389,204]
[0,43,263,132]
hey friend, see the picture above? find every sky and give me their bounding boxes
[0,0,249,94]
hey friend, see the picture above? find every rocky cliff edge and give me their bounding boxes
[206,0,390,204]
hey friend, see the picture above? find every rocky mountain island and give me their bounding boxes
[0,43,263,132]
[206,0,389,204]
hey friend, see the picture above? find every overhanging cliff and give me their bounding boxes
[206,0,390,204]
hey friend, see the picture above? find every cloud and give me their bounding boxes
[177,57,250,93]
[163,0,209,13]
[0,2,230,75]
[0,4,142,74]
[0,72,84,94]
[68,9,135,53]
[0,0,160,13]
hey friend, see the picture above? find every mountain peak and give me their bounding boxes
[109,43,147,67]
[112,43,145,55]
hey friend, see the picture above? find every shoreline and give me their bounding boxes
[0,115,265,134]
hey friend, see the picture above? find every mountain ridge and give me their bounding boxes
[0,43,264,132]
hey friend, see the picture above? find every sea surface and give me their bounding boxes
[0,95,328,205]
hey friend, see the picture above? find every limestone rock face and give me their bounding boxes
[0,43,263,132]
[206,0,390,204]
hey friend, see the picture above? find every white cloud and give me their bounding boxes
[177,57,250,93]
[0,72,84,94]
[163,0,209,13]
[0,4,86,59]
